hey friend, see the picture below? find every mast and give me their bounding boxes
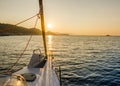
[39,0,47,57]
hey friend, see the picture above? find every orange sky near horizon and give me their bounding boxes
[0,0,120,35]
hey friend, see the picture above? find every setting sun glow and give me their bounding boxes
[47,24,53,29]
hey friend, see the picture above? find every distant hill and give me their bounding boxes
[0,23,69,36]
[0,23,41,36]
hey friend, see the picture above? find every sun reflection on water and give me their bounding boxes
[47,35,53,50]
[47,35,53,55]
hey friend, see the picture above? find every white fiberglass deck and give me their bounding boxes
[15,57,60,86]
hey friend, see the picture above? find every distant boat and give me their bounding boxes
[106,35,110,36]
[2,0,61,86]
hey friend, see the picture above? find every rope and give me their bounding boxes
[0,14,38,33]
[0,17,39,75]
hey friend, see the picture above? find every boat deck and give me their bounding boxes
[1,53,60,86]
[15,67,42,86]
[14,56,60,86]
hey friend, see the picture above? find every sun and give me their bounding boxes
[47,24,53,29]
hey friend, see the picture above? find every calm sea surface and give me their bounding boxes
[0,36,120,86]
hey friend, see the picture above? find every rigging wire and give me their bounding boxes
[8,18,39,73]
[0,0,48,75]
[0,14,38,33]
[0,16,39,75]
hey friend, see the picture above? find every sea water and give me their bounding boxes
[0,36,120,86]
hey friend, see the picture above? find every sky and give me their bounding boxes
[0,0,120,35]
